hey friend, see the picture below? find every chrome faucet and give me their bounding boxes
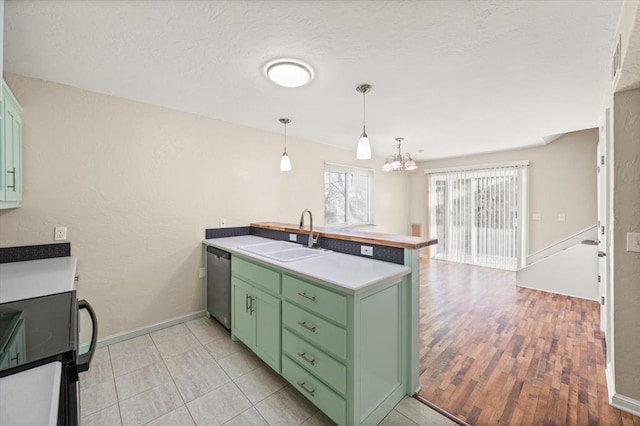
[299,209,319,248]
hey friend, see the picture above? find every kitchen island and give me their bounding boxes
[204,225,436,426]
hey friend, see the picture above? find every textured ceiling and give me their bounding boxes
[3,0,624,160]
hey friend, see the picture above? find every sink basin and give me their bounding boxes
[239,241,331,262]
[240,241,300,254]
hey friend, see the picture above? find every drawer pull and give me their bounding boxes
[297,352,316,366]
[297,321,316,333]
[297,292,316,302]
[297,381,315,397]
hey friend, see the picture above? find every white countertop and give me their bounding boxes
[0,256,77,303]
[0,361,62,426]
[204,236,410,294]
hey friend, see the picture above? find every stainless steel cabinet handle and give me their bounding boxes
[7,168,16,191]
[245,294,251,313]
[297,292,316,302]
[297,352,316,366]
[297,381,315,397]
[249,297,256,314]
[10,353,19,363]
[297,321,316,333]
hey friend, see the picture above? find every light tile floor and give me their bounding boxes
[80,317,455,425]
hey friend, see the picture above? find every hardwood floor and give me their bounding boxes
[418,259,640,426]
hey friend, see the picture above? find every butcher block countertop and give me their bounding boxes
[251,222,437,250]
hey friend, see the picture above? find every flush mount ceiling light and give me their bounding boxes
[382,137,418,172]
[266,60,313,88]
[355,84,372,160]
[279,118,292,172]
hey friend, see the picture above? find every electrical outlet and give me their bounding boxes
[54,227,67,241]
[558,213,566,222]
[289,234,298,242]
[532,213,541,221]
[219,218,227,228]
[626,232,640,253]
[361,245,373,256]
[199,267,206,278]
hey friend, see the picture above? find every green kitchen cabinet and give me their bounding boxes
[0,81,23,209]
[231,258,282,373]
[229,253,410,426]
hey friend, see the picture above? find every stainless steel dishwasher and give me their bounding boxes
[206,246,231,329]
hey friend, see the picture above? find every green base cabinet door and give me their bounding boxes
[253,287,281,372]
[231,277,253,347]
[231,275,281,373]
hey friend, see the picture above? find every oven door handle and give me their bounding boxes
[77,299,98,373]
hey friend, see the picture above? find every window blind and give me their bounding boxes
[428,163,527,270]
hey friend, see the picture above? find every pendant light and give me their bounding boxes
[279,118,292,172]
[382,137,418,172]
[356,84,372,160]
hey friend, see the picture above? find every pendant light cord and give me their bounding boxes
[280,118,290,154]
[362,90,366,133]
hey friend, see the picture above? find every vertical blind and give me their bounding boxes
[428,163,528,270]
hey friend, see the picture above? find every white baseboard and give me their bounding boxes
[94,310,207,349]
[605,364,615,402]
[611,393,640,417]
[605,364,640,416]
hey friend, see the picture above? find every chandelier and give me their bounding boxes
[382,137,418,172]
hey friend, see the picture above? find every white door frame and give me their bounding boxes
[597,108,613,373]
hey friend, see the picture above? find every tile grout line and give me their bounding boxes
[106,345,125,426]
[149,326,199,425]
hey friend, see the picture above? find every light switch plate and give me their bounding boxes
[626,232,640,253]
[289,234,297,242]
[532,213,541,221]
[558,213,566,222]
[219,218,227,228]
[199,268,205,278]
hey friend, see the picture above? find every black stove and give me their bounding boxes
[0,291,97,425]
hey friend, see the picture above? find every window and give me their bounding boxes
[324,163,373,227]
[427,162,529,270]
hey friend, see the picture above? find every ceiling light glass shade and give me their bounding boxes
[390,159,402,171]
[280,152,291,171]
[404,159,418,171]
[266,61,312,88]
[356,134,371,160]
[382,161,392,171]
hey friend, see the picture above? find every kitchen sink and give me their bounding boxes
[239,241,331,262]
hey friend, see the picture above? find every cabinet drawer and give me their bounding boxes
[232,256,280,294]
[282,329,346,395]
[282,275,347,326]
[283,302,347,360]
[282,355,346,426]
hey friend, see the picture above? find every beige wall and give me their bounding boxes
[0,74,410,338]
[408,129,598,255]
[612,88,640,400]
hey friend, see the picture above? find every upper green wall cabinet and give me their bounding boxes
[0,82,23,209]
